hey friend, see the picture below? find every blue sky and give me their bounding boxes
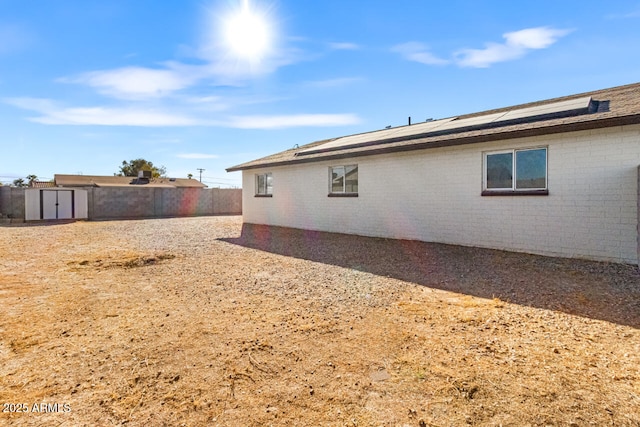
[1,1,639,188]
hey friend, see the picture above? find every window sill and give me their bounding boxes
[328,193,358,197]
[254,194,273,198]
[482,189,548,196]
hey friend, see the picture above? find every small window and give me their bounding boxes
[329,165,358,196]
[255,172,273,196]
[483,147,547,195]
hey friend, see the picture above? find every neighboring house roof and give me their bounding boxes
[30,181,56,188]
[54,174,207,188]
[227,82,640,172]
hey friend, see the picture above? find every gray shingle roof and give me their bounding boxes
[227,82,640,172]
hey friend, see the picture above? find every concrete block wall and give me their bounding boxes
[88,187,241,220]
[0,187,25,221]
[89,187,156,219]
[154,188,213,217]
[212,188,243,214]
[0,187,10,216]
[1,187,241,222]
[243,124,640,265]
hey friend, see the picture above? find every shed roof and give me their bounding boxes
[226,82,640,172]
[54,174,207,188]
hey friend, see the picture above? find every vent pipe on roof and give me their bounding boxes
[408,116,411,125]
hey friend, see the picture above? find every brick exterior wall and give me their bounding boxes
[242,124,640,265]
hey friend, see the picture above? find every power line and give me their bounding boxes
[201,180,240,188]
[201,176,237,181]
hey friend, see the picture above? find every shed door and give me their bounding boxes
[57,191,73,219]
[42,190,74,220]
[42,191,58,219]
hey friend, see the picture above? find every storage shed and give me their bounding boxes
[25,188,88,221]
[227,82,640,265]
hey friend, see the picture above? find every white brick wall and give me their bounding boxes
[242,124,640,264]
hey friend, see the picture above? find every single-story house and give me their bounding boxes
[53,173,207,188]
[227,82,640,265]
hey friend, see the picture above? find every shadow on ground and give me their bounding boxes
[221,223,640,328]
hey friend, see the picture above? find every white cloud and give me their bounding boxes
[4,97,198,126]
[455,27,572,68]
[393,27,571,69]
[183,95,223,104]
[60,46,304,101]
[34,107,197,126]
[63,65,200,100]
[329,42,360,50]
[227,113,361,129]
[503,27,570,49]
[306,77,363,88]
[391,42,449,65]
[4,97,55,111]
[455,43,519,68]
[4,97,361,129]
[177,153,219,159]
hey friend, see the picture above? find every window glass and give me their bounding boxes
[256,173,272,195]
[266,173,273,194]
[486,152,513,189]
[516,149,546,189]
[256,174,266,194]
[330,165,358,194]
[331,166,345,193]
[345,165,358,193]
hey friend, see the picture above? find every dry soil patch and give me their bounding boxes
[1,216,639,426]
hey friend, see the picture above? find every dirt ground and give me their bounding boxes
[1,216,639,426]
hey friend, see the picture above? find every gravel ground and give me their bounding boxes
[1,215,639,426]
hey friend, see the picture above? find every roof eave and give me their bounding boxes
[226,114,640,172]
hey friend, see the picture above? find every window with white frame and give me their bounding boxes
[484,147,547,193]
[255,172,273,196]
[329,165,358,194]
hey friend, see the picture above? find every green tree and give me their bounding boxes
[117,159,166,178]
[12,178,26,187]
[26,174,38,186]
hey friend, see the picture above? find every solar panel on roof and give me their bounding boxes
[296,117,456,156]
[295,96,594,157]
[495,96,592,122]
[383,117,456,138]
[429,112,507,132]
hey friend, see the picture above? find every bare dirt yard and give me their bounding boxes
[1,216,639,426]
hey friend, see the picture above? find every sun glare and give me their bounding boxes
[223,0,272,61]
